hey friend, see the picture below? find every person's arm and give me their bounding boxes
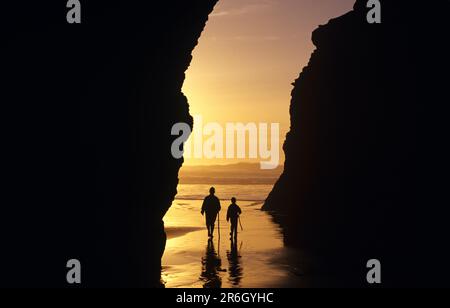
[226,207,230,222]
[201,198,206,215]
[238,206,242,215]
[217,198,221,212]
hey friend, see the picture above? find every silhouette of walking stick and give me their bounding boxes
[217,212,221,240]
[239,216,243,231]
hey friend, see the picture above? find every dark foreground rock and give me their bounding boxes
[264,0,450,287]
[1,1,217,287]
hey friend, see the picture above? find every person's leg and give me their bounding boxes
[230,219,236,238]
[233,223,238,239]
[206,218,211,236]
[207,216,214,237]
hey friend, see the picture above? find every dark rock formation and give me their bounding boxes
[264,0,450,287]
[1,1,217,287]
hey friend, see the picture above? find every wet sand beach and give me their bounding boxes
[162,196,306,288]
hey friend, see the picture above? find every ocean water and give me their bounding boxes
[175,184,274,202]
[162,184,306,288]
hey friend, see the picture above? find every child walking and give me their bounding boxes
[226,197,242,240]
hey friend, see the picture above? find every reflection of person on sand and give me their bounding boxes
[227,239,243,287]
[200,239,224,288]
[201,187,221,238]
[227,197,242,240]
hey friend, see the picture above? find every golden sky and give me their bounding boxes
[182,0,355,166]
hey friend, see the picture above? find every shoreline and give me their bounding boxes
[175,198,265,204]
[165,226,204,240]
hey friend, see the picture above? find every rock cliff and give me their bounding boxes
[1,1,217,287]
[264,0,450,287]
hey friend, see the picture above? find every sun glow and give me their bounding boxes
[163,0,356,289]
[181,0,355,167]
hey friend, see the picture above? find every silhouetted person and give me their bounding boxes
[227,197,242,240]
[200,239,223,288]
[201,187,221,238]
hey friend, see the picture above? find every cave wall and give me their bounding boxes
[264,0,450,287]
[1,1,217,287]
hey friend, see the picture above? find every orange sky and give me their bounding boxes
[182,0,355,166]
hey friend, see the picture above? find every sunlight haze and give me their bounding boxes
[182,0,355,166]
